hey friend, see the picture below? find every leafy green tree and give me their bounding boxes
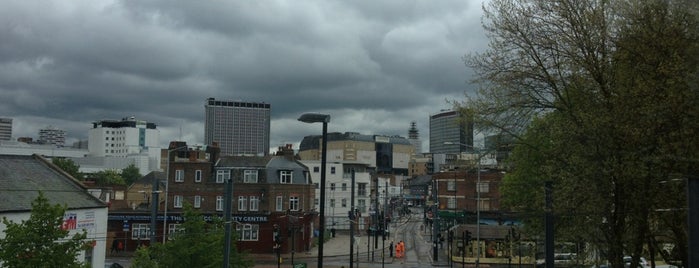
[52,158,83,181]
[0,192,90,268]
[121,163,142,185]
[463,0,698,267]
[94,170,127,186]
[131,246,159,268]
[132,203,253,268]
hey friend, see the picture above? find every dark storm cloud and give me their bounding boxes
[0,0,488,151]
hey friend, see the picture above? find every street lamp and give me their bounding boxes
[444,141,484,268]
[163,145,188,243]
[298,112,330,268]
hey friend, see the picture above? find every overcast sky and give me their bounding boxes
[0,0,489,152]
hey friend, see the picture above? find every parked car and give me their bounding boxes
[105,262,124,268]
[624,256,650,268]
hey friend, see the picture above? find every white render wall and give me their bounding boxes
[0,207,108,268]
[302,160,373,231]
[88,125,159,157]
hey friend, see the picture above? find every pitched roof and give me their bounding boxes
[0,154,107,212]
[216,155,273,167]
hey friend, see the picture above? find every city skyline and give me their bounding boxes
[0,1,490,153]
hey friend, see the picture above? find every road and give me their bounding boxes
[318,207,435,268]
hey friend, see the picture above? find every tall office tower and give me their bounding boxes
[88,116,160,157]
[429,110,474,154]
[408,121,422,154]
[38,126,66,146]
[205,98,271,156]
[0,118,11,141]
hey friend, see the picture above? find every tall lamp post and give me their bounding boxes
[445,141,484,268]
[163,145,188,243]
[298,113,330,268]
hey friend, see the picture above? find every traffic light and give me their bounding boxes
[348,210,354,220]
[464,230,472,243]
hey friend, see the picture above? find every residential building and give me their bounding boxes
[301,161,374,232]
[429,110,474,154]
[214,144,313,254]
[106,142,314,255]
[0,117,11,141]
[432,169,505,227]
[39,126,67,146]
[0,154,108,266]
[298,132,414,175]
[204,97,270,156]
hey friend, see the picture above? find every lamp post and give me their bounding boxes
[149,180,161,245]
[163,145,188,243]
[444,141,485,268]
[298,113,330,268]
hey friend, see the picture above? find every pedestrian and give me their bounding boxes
[110,239,118,255]
[389,241,394,257]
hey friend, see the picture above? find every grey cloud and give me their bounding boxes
[0,0,488,150]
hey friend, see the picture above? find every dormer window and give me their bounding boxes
[244,170,258,183]
[280,170,292,184]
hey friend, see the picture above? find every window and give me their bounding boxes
[477,181,490,193]
[194,195,201,208]
[132,223,149,240]
[448,197,456,209]
[195,170,202,182]
[280,170,292,184]
[448,181,456,191]
[114,191,124,200]
[289,196,299,211]
[249,196,259,211]
[330,199,335,208]
[175,170,184,182]
[358,199,366,213]
[478,198,491,211]
[314,183,319,189]
[331,167,336,174]
[358,183,367,196]
[174,195,183,208]
[216,170,230,183]
[342,183,347,191]
[342,198,347,208]
[276,196,284,211]
[167,223,183,240]
[244,170,258,183]
[216,196,223,211]
[237,224,259,241]
[330,183,336,191]
[238,196,248,211]
[313,166,320,172]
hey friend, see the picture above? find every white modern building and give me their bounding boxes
[88,117,161,173]
[300,160,403,232]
